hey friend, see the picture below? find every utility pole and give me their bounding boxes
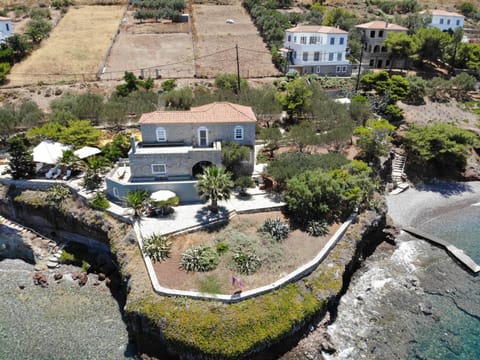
[236,44,241,94]
[355,39,365,93]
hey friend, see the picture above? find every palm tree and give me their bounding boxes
[57,149,81,173]
[196,166,233,213]
[125,189,150,217]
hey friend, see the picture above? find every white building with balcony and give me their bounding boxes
[281,25,351,76]
[0,17,12,42]
[419,9,464,32]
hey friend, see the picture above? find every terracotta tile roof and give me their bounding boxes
[138,102,257,124]
[419,9,464,18]
[286,25,348,34]
[356,21,408,31]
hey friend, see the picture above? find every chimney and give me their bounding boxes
[385,20,389,28]
[130,135,136,154]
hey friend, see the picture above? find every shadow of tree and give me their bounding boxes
[417,181,474,197]
[195,205,230,226]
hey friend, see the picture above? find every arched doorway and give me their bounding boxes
[192,161,212,178]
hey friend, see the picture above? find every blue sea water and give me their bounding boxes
[324,200,480,360]
[407,204,480,360]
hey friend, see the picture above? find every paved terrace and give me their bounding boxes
[135,189,285,238]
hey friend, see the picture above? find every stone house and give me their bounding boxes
[106,102,257,203]
[281,25,351,76]
[355,21,408,69]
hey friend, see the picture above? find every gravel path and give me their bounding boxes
[0,259,134,360]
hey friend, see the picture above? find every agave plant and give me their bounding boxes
[306,220,328,237]
[233,251,261,275]
[260,218,290,242]
[180,244,219,272]
[142,234,172,262]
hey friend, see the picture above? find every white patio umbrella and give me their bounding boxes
[74,146,101,160]
[151,190,176,202]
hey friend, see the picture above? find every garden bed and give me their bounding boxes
[153,211,339,293]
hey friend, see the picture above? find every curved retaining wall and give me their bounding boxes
[134,211,356,303]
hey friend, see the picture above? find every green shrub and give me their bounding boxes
[260,218,290,242]
[216,241,229,255]
[58,250,77,264]
[256,151,269,163]
[46,184,71,206]
[142,234,172,263]
[180,245,219,272]
[233,250,261,275]
[306,220,329,237]
[90,192,110,210]
[81,260,90,273]
[161,79,177,92]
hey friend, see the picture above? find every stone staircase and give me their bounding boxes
[391,152,409,195]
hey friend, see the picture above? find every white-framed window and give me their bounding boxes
[314,52,320,61]
[316,66,321,73]
[439,18,444,24]
[287,35,291,42]
[156,127,166,142]
[234,125,244,140]
[309,36,316,44]
[328,52,334,61]
[113,187,119,198]
[337,52,342,61]
[330,37,335,45]
[370,30,375,38]
[303,52,308,61]
[339,37,344,45]
[379,30,384,38]
[294,36,297,43]
[447,19,451,25]
[293,51,297,59]
[456,19,460,25]
[151,164,166,175]
[300,36,307,44]
[198,127,208,146]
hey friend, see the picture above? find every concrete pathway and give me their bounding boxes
[135,190,285,239]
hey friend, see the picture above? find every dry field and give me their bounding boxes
[101,10,195,80]
[192,2,279,78]
[8,5,125,86]
[153,211,339,293]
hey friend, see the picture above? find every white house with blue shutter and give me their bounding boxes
[0,17,12,42]
[419,9,464,32]
[281,25,351,76]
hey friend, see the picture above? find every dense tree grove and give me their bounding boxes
[134,0,185,22]
[404,123,478,176]
[284,160,376,225]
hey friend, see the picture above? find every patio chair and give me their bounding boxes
[45,168,55,179]
[52,168,62,179]
[63,169,72,181]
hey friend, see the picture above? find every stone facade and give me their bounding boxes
[106,102,257,203]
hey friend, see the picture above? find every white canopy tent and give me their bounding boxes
[33,141,71,171]
[74,146,101,160]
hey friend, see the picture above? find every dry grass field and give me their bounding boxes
[8,5,125,86]
[101,10,195,80]
[192,2,279,78]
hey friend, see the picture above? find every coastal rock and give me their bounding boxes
[33,272,48,287]
[98,273,106,281]
[53,273,63,281]
[382,224,400,244]
[72,272,88,287]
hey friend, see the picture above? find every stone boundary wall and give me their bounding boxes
[134,212,356,304]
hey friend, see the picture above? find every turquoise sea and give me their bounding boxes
[324,200,480,359]
[408,204,480,360]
